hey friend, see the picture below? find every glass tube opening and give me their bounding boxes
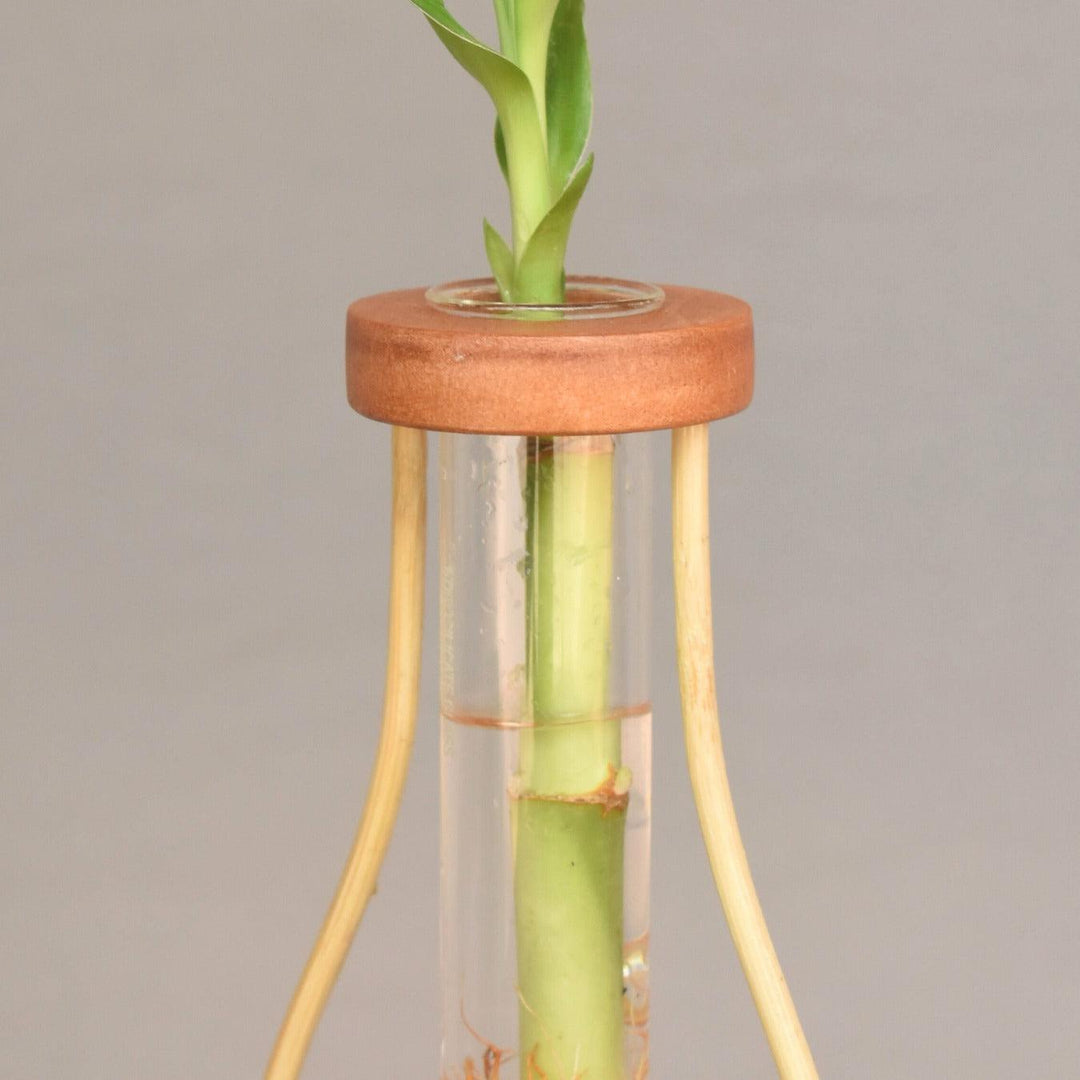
[426,276,665,320]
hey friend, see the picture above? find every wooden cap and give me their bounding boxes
[345,279,753,435]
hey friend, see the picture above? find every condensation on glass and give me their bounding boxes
[440,431,652,1080]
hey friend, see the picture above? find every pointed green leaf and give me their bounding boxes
[545,0,592,196]
[496,0,590,194]
[483,219,515,299]
[514,0,562,101]
[409,0,523,103]
[513,153,594,302]
[409,0,550,252]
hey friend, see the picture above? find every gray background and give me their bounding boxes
[3,1,1078,1077]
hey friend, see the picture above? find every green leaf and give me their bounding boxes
[513,153,594,302]
[483,219,515,299]
[409,0,522,102]
[409,0,550,253]
[514,0,562,97]
[492,0,517,60]
[498,0,590,196]
[545,0,592,196]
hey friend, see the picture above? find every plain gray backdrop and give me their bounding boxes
[3,1,1078,1077]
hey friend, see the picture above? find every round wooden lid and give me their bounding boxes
[345,279,754,435]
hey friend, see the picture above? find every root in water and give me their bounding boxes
[449,1000,514,1080]
[524,1048,549,1080]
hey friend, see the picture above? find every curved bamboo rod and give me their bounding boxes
[265,425,427,1080]
[672,423,819,1080]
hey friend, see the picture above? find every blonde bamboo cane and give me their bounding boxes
[265,425,427,1080]
[672,423,819,1080]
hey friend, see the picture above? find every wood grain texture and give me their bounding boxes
[346,284,753,434]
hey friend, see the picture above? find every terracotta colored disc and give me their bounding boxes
[346,282,753,435]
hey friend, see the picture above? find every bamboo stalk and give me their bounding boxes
[671,423,819,1080]
[265,425,427,1080]
[515,434,626,1080]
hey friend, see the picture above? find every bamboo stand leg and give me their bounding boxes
[672,423,819,1080]
[265,425,427,1080]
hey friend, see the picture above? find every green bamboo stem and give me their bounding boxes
[514,797,626,1080]
[486,7,624,1073]
[514,436,626,1080]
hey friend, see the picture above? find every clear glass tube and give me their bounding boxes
[440,430,652,1080]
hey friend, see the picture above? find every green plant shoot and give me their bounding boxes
[408,0,594,303]
[407,3,625,1079]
